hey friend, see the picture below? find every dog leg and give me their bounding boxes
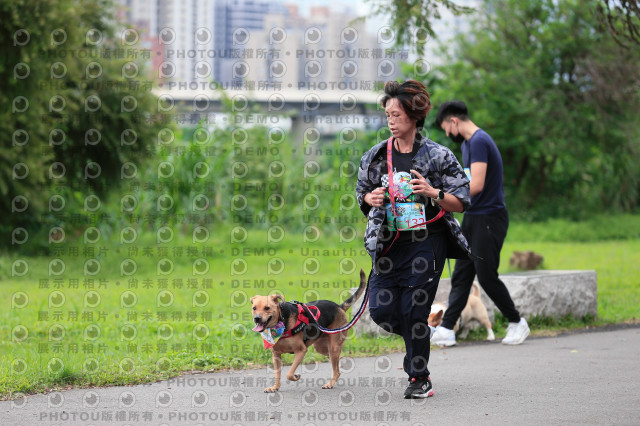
[458,326,470,339]
[322,332,346,389]
[285,347,307,382]
[265,351,283,393]
[312,336,329,357]
[486,327,495,341]
[477,312,495,341]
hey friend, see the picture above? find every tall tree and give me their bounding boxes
[1,0,165,248]
[365,0,475,56]
[426,0,640,218]
[595,0,640,47]
[369,1,640,50]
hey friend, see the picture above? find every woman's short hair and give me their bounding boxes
[381,80,432,129]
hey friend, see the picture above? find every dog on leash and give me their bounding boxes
[428,283,495,341]
[251,269,367,392]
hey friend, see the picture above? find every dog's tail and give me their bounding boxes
[471,282,480,297]
[339,269,367,311]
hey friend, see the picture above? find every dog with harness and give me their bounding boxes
[251,269,368,392]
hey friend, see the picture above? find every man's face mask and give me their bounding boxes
[449,133,465,144]
[447,120,465,144]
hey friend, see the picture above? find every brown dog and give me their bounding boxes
[251,269,367,392]
[429,283,495,341]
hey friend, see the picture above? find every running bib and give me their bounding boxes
[385,202,427,231]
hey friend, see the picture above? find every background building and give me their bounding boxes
[116,0,401,91]
[214,0,289,86]
[243,5,397,92]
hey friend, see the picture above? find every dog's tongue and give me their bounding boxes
[253,324,264,332]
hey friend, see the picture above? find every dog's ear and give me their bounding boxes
[250,295,259,304]
[271,294,285,304]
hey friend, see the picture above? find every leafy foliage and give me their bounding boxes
[365,0,475,56]
[418,0,640,219]
[0,0,165,246]
[103,107,372,241]
[595,0,640,48]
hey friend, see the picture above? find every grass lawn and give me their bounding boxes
[1,218,638,399]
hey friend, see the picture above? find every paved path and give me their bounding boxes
[2,325,639,425]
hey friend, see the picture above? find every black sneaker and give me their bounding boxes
[403,376,434,399]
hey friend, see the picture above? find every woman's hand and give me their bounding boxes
[409,169,438,199]
[410,169,464,212]
[365,187,386,208]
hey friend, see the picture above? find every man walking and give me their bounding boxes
[432,101,529,346]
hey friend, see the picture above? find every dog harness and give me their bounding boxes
[279,303,320,339]
[259,303,321,349]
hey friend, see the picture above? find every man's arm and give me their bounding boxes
[469,162,487,197]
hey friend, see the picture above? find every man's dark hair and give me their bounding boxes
[381,80,432,129]
[435,100,470,128]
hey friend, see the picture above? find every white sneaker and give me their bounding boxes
[431,326,456,347]
[501,318,530,345]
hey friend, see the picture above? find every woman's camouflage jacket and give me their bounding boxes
[356,134,473,273]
